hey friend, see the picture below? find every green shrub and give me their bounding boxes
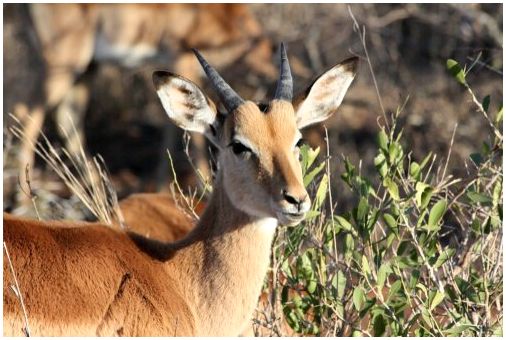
[255,59,503,336]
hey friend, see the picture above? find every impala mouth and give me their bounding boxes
[276,210,306,226]
[284,211,305,218]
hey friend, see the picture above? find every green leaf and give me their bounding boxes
[416,283,428,297]
[297,251,313,279]
[312,174,328,209]
[281,286,289,304]
[469,152,483,166]
[303,161,326,187]
[351,330,363,337]
[428,199,447,229]
[482,95,490,113]
[383,177,400,200]
[333,270,347,298]
[386,233,396,249]
[335,300,344,319]
[299,144,320,174]
[281,259,293,280]
[374,153,388,178]
[409,161,421,180]
[387,280,402,301]
[307,278,317,294]
[496,106,503,126]
[372,312,387,336]
[341,158,356,186]
[466,191,492,204]
[388,142,400,164]
[357,176,375,197]
[418,304,432,327]
[352,286,365,311]
[408,270,420,290]
[292,293,303,308]
[377,263,390,289]
[470,218,481,233]
[446,59,467,85]
[361,255,371,275]
[429,290,445,311]
[335,215,353,231]
[383,213,397,230]
[419,152,433,170]
[434,248,456,268]
[415,182,433,209]
[359,298,376,319]
[443,324,476,336]
[304,210,320,220]
[455,277,479,303]
[283,307,301,332]
[344,233,354,261]
[377,129,389,151]
[357,197,369,222]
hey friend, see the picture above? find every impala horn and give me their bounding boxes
[274,42,293,102]
[193,48,244,113]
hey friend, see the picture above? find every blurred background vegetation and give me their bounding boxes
[3,4,502,211]
[3,3,503,336]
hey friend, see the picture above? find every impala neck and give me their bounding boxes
[166,173,278,335]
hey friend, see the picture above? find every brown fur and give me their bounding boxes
[3,213,195,336]
[118,193,204,242]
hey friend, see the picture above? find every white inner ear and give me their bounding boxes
[157,77,216,134]
[296,63,356,129]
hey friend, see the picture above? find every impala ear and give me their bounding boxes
[153,71,223,147]
[294,57,358,129]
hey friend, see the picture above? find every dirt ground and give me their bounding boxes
[3,3,503,218]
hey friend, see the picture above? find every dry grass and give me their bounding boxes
[9,113,124,227]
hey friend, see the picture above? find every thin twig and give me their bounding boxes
[348,5,389,130]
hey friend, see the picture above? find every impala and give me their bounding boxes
[3,44,357,336]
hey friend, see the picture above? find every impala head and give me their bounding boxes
[153,44,357,226]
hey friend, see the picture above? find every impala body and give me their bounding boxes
[3,45,357,336]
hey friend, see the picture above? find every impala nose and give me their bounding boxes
[282,189,308,212]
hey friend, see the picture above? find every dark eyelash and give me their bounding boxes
[229,141,252,155]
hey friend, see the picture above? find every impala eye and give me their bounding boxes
[296,138,305,148]
[230,141,252,155]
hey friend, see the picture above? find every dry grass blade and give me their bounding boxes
[8,113,124,227]
[17,164,41,220]
[4,242,31,337]
[166,149,201,221]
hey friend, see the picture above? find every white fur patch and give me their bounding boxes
[255,217,278,233]
[156,77,216,133]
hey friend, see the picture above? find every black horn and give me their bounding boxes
[193,49,244,113]
[274,42,293,102]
